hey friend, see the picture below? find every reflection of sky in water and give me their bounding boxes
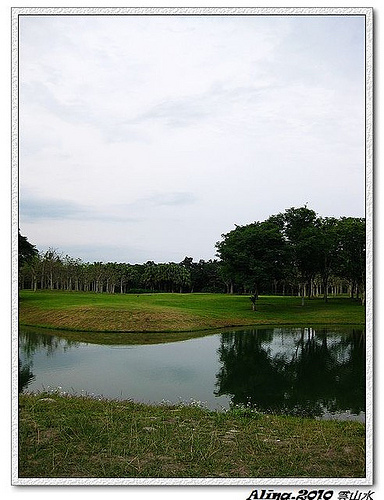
[21,334,232,410]
[260,328,353,363]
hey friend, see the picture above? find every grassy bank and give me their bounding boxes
[18,392,365,479]
[19,291,365,338]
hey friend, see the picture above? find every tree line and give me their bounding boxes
[18,206,365,303]
[19,247,224,295]
[216,206,365,304]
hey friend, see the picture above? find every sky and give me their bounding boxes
[18,12,367,264]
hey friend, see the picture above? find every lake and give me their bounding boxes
[19,325,365,422]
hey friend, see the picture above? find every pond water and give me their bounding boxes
[19,326,366,422]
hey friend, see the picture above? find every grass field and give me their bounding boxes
[18,392,365,479]
[19,290,365,340]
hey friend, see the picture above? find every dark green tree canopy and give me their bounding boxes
[216,219,288,295]
[216,206,365,302]
[18,230,38,269]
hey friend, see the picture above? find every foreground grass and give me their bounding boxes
[18,393,365,479]
[19,291,365,338]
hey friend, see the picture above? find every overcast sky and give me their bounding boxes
[18,13,366,264]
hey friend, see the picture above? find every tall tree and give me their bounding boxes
[336,217,366,304]
[271,206,320,305]
[316,217,340,302]
[216,219,288,307]
[18,230,38,269]
[41,249,62,290]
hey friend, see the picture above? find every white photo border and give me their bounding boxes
[11,6,374,487]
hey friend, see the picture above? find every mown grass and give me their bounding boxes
[19,291,365,340]
[18,392,365,479]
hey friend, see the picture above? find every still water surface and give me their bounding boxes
[19,326,365,422]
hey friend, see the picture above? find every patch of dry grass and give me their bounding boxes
[20,304,205,332]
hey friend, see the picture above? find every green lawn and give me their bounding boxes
[18,392,365,479]
[19,290,365,340]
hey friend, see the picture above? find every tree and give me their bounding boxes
[180,257,224,293]
[315,217,340,302]
[336,217,366,304]
[216,219,288,307]
[104,262,119,293]
[41,249,62,290]
[91,262,105,293]
[271,206,320,305]
[18,230,38,269]
[141,261,157,291]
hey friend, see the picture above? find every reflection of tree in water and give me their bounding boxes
[18,357,35,392]
[214,327,365,418]
[19,327,80,360]
[18,327,80,393]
